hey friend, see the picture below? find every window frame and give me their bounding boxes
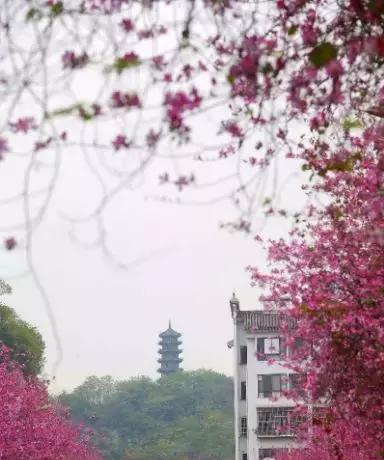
[240,345,248,364]
[258,374,287,398]
[240,416,248,437]
[257,337,285,361]
[240,380,247,400]
[265,337,280,354]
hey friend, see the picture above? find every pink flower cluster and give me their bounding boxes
[0,348,100,459]
[62,51,89,69]
[164,87,201,133]
[9,117,37,134]
[110,91,141,109]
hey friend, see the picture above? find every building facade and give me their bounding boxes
[229,295,299,460]
[158,321,183,375]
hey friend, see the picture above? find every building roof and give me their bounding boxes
[159,321,182,338]
[236,310,295,332]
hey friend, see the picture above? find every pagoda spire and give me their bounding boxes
[157,322,183,376]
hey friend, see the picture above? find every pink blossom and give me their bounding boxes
[309,111,328,131]
[122,52,138,63]
[120,18,134,32]
[62,51,89,69]
[218,145,236,158]
[152,55,166,71]
[325,59,344,78]
[112,134,130,151]
[137,25,167,39]
[221,120,244,138]
[110,91,141,109]
[82,0,128,13]
[34,138,52,152]
[164,88,201,132]
[4,237,16,250]
[9,117,37,134]
[146,129,160,148]
[174,174,195,191]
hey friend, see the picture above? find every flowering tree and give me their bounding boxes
[241,1,384,457]
[2,0,383,251]
[277,417,380,460]
[253,133,384,457]
[0,347,100,459]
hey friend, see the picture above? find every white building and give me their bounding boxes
[228,294,300,460]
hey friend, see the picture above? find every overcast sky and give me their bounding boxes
[0,3,308,391]
[0,149,305,392]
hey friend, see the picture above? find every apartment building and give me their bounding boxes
[228,294,299,460]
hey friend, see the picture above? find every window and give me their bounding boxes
[265,337,280,354]
[240,416,247,437]
[242,454,248,460]
[256,337,284,360]
[258,374,287,398]
[259,448,286,459]
[240,345,247,364]
[257,407,290,436]
[256,408,305,436]
[240,381,246,400]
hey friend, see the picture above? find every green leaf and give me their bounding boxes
[51,1,64,16]
[321,152,362,176]
[342,118,363,130]
[262,197,272,206]
[227,73,235,84]
[287,25,298,36]
[261,62,273,74]
[113,56,140,74]
[309,42,338,68]
[46,104,80,119]
[26,8,43,21]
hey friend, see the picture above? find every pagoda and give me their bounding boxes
[158,321,183,375]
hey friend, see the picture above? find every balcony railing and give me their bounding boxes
[256,407,304,437]
[257,390,282,399]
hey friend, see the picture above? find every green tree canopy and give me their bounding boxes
[60,370,234,460]
[0,304,45,376]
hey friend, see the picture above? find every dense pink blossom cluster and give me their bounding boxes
[251,132,384,455]
[164,87,202,135]
[0,348,100,459]
[62,51,89,70]
[110,91,141,110]
[278,416,381,460]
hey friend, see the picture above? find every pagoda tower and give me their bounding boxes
[158,321,183,375]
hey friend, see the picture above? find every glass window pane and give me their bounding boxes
[272,375,281,392]
[265,337,280,354]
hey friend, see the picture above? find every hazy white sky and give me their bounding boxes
[0,150,305,392]
[0,3,308,391]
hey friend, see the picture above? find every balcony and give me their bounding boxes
[256,407,304,437]
[257,390,282,399]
